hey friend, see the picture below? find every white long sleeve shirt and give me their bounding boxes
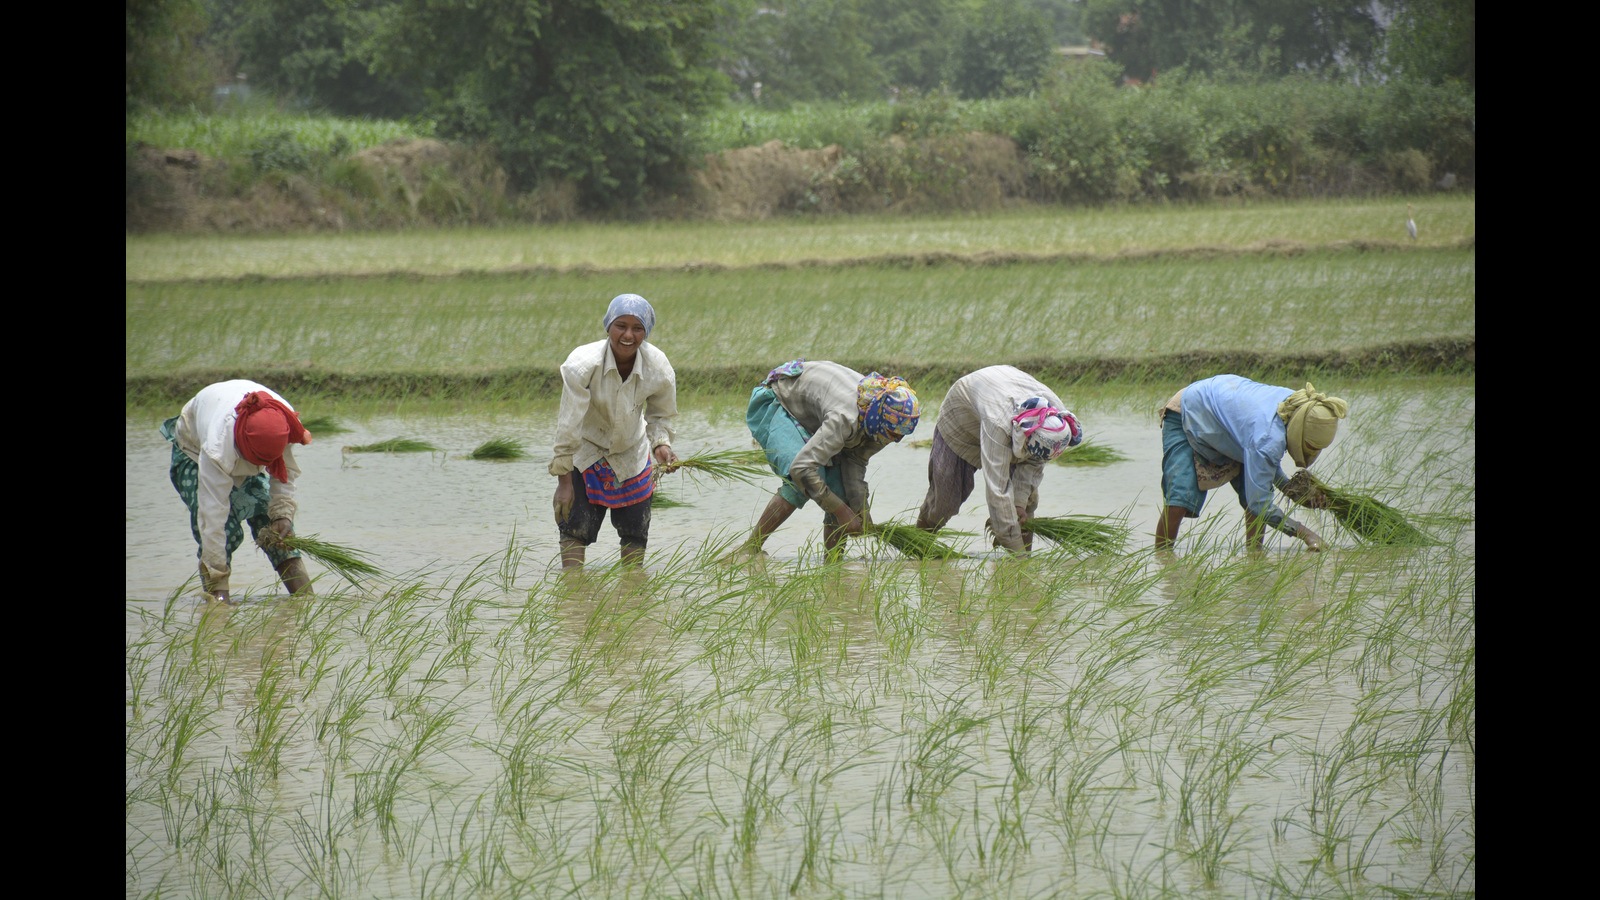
[549,339,677,479]
[933,366,1063,551]
[170,380,302,581]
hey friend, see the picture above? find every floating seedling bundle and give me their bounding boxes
[468,437,527,460]
[1283,470,1437,546]
[344,437,440,454]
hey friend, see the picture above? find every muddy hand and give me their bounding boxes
[553,475,574,522]
[654,445,679,472]
[1297,524,1325,552]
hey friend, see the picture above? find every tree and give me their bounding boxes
[709,0,887,103]
[221,0,422,117]
[859,0,963,94]
[1381,0,1473,87]
[127,0,217,111]
[365,0,728,209]
[1081,0,1384,83]
[1032,0,1088,46]
[945,0,1055,99]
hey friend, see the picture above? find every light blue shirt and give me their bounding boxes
[1180,374,1300,535]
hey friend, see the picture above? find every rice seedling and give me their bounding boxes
[269,533,383,583]
[659,448,771,487]
[126,196,1478,284]
[467,437,527,460]
[1055,440,1130,465]
[1021,515,1130,554]
[343,436,440,454]
[651,492,691,509]
[125,208,1474,898]
[125,250,1475,392]
[866,520,965,560]
[1283,470,1437,546]
[296,414,352,435]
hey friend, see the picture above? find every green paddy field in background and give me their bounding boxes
[126,195,1474,410]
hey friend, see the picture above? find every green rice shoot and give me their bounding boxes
[1285,470,1437,546]
[1055,439,1130,465]
[468,437,528,461]
[1023,515,1130,554]
[297,415,352,435]
[660,448,771,487]
[344,437,441,454]
[269,533,383,583]
[651,492,691,509]
[866,520,964,559]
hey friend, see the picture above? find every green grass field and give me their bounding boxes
[125,196,1474,411]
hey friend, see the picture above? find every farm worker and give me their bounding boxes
[914,365,1083,555]
[1155,374,1347,552]
[161,380,315,603]
[550,293,680,570]
[742,359,920,556]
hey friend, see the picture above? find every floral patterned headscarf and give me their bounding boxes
[857,373,920,438]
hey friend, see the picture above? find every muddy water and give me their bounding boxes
[125,386,1473,602]
[124,386,1475,897]
[127,412,1152,601]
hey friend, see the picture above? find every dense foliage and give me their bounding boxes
[126,0,1474,217]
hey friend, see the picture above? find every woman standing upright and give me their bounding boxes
[549,293,679,569]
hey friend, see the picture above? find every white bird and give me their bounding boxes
[1406,203,1417,241]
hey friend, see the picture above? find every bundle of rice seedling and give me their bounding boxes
[263,533,383,584]
[659,448,771,487]
[344,437,440,454]
[1022,515,1130,554]
[866,520,963,560]
[468,437,527,461]
[296,415,352,435]
[1054,440,1130,466]
[1282,470,1437,546]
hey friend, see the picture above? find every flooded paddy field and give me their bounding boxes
[126,382,1473,898]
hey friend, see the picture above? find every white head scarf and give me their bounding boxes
[602,293,656,338]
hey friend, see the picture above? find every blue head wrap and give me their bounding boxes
[603,293,656,338]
